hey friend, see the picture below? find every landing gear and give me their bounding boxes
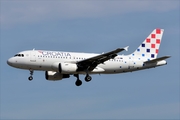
[74,74,92,86]
[28,70,34,81]
[85,74,92,82]
[74,74,82,86]
[75,79,82,86]
[28,76,33,80]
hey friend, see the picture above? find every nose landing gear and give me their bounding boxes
[28,70,34,81]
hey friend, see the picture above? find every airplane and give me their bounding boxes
[7,28,170,86]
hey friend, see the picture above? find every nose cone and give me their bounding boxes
[7,58,13,66]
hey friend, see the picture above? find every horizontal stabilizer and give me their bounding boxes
[144,56,171,64]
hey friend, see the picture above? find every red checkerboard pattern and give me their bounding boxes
[132,28,164,60]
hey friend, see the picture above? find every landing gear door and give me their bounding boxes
[30,51,36,62]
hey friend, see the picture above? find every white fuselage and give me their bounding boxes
[7,50,166,75]
[6,29,169,86]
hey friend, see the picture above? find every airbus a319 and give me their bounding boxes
[7,29,170,86]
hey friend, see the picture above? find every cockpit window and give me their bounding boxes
[14,54,24,57]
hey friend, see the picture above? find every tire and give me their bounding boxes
[75,79,82,86]
[28,76,33,81]
[85,75,92,82]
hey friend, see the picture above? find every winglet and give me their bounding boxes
[124,46,129,51]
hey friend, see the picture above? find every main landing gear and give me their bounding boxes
[74,74,92,86]
[85,74,92,82]
[28,70,34,81]
[74,74,82,86]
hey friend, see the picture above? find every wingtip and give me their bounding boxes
[124,46,129,51]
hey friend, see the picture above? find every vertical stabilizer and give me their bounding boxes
[131,29,164,60]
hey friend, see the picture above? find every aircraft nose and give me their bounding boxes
[7,58,13,66]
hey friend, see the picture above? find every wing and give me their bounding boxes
[76,46,129,71]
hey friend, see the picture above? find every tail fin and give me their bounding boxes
[131,29,164,60]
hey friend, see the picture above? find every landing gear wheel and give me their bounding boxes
[75,79,82,86]
[74,74,82,86]
[85,75,92,82]
[28,76,33,81]
[28,69,34,81]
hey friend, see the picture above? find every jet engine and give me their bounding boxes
[45,71,70,81]
[52,62,78,74]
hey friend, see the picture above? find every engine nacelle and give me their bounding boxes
[45,71,70,81]
[52,62,78,74]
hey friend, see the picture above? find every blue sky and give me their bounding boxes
[0,0,179,119]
